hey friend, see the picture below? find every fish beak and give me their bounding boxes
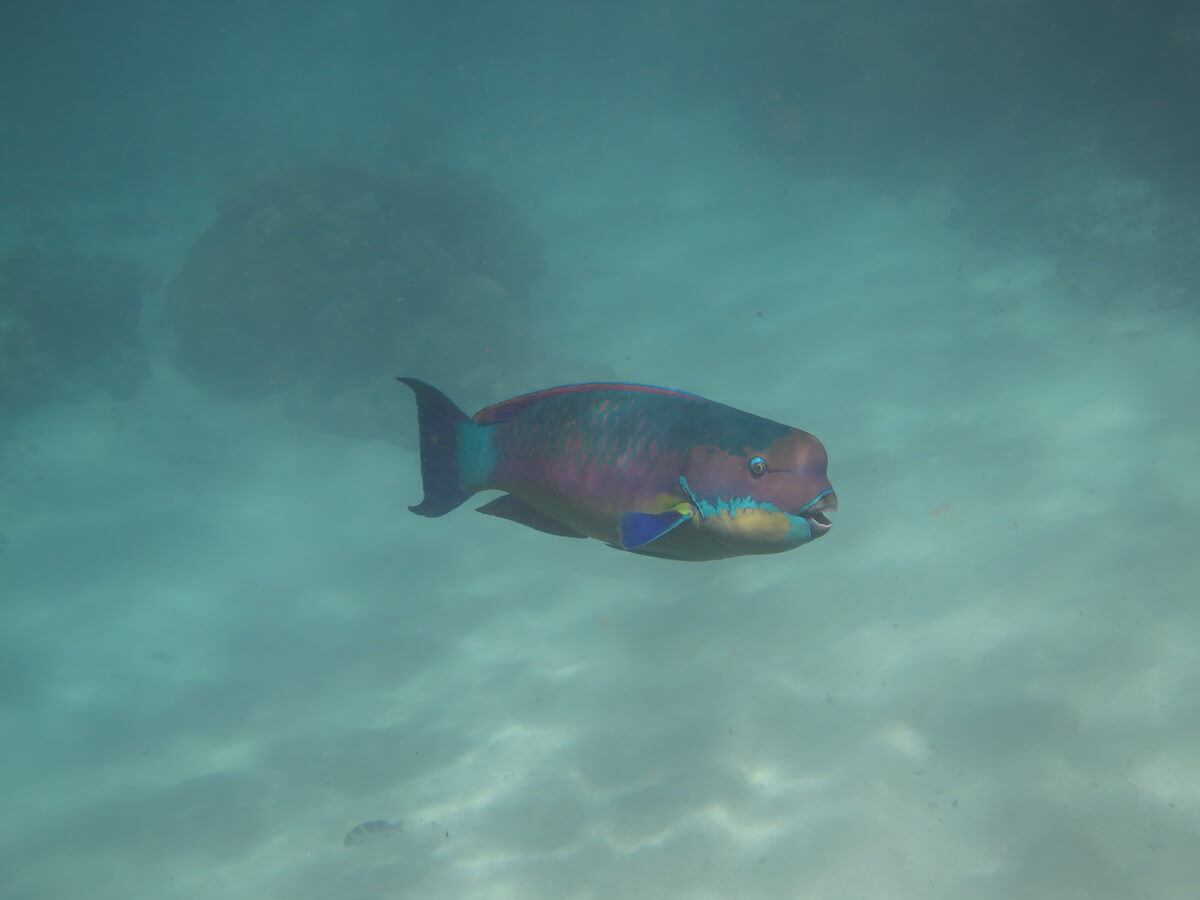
[802,491,837,538]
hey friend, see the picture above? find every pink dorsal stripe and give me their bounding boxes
[473,383,708,424]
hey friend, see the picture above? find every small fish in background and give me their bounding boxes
[398,378,836,561]
[343,819,405,847]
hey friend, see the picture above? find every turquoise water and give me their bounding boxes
[2,3,1197,898]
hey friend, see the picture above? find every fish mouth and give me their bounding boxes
[806,510,834,537]
[801,491,837,538]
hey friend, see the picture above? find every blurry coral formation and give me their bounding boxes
[162,163,544,416]
[0,245,147,416]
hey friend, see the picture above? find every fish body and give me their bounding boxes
[399,378,836,561]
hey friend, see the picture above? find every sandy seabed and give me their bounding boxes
[2,121,1198,900]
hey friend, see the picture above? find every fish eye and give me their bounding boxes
[749,456,768,476]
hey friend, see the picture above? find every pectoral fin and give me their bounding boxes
[476,494,587,538]
[617,505,693,550]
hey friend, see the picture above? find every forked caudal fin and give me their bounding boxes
[397,377,474,517]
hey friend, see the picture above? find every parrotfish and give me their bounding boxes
[399,378,836,562]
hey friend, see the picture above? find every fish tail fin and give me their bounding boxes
[397,377,476,517]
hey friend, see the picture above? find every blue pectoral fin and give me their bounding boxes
[618,509,691,551]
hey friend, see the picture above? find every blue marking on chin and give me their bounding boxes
[786,513,815,543]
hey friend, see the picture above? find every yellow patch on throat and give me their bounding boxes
[708,506,791,542]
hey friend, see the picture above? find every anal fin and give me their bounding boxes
[476,494,587,539]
